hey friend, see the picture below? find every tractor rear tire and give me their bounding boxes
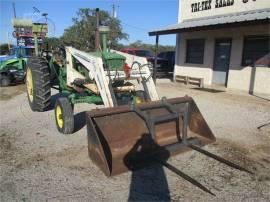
[0,74,11,87]
[54,97,74,134]
[26,57,51,111]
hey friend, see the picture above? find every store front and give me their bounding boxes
[149,0,270,95]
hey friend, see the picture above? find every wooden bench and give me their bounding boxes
[175,75,204,88]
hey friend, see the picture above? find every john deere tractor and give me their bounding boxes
[0,46,34,86]
[26,24,159,133]
[25,10,254,196]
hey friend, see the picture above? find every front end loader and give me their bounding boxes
[26,23,252,195]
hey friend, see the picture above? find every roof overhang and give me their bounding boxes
[149,8,270,36]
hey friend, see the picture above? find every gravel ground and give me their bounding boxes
[0,82,269,202]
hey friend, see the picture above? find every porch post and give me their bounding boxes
[154,35,159,84]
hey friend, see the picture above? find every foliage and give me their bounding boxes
[0,44,13,55]
[38,8,175,54]
[123,40,175,54]
[60,8,128,52]
[43,37,63,50]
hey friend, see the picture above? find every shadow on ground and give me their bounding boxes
[124,134,171,201]
[74,112,86,132]
[192,87,225,93]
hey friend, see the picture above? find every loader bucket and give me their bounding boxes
[86,96,216,177]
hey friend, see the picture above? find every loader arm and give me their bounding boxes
[65,47,159,107]
[66,47,114,107]
[111,50,159,101]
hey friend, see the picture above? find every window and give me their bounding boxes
[242,36,270,67]
[186,39,205,64]
[158,52,165,59]
[167,52,175,61]
[134,50,154,57]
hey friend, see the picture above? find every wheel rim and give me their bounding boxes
[134,97,143,104]
[26,68,33,102]
[56,105,63,128]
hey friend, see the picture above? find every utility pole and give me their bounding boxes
[112,4,117,18]
[12,2,16,18]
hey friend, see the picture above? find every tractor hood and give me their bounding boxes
[0,55,16,63]
[0,56,24,70]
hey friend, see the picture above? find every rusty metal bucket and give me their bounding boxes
[86,96,216,177]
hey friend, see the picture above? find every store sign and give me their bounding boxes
[191,0,256,13]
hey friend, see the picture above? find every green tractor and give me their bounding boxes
[26,24,159,133]
[25,11,253,196]
[0,18,47,87]
[0,46,34,86]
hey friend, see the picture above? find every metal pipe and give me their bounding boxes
[99,26,110,52]
[95,8,100,51]
[154,35,159,84]
[34,33,39,56]
[189,144,254,174]
[154,158,215,196]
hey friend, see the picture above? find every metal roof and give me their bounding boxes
[149,8,270,36]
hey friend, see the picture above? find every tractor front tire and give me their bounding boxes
[26,57,51,111]
[54,97,74,134]
[0,74,11,87]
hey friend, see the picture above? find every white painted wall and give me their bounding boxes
[174,24,269,94]
[227,66,270,95]
[253,67,270,95]
[174,0,270,94]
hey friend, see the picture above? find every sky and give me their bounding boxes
[0,0,179,46]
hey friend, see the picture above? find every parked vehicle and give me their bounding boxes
[120,48,169,74]
[158,51,175,72]
[0,46,34,86]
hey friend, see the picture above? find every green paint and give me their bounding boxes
[69,93,103,105]
[34,33,39,56]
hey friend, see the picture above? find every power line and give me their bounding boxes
[121,21,149,32]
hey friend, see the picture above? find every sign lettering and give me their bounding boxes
[191,0,212,12]
[215,0,234,8]
[191,0,256,13]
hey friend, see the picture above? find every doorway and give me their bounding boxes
[212,39,232,86]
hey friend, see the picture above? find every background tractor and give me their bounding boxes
[0,46,34,86]
[0,17,48,87]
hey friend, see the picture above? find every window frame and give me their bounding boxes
[241,35,270,67]
[185,38,205,64]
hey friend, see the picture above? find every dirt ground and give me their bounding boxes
[0,81,269,202]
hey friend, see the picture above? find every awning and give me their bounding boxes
[149,8,270,36]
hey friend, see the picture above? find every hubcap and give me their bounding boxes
[26,68,33,102]
[56,105,63,128]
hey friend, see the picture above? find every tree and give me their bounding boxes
[125,40,175,54]
[0,44,13,55]
[61,8,128,52]
[43,37,63,50]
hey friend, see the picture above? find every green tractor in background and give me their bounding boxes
[0,18,47,87]
[0,46,34,86]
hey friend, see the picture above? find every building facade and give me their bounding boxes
[150,0,270,95]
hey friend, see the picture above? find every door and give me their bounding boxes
[212,39,232,86]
